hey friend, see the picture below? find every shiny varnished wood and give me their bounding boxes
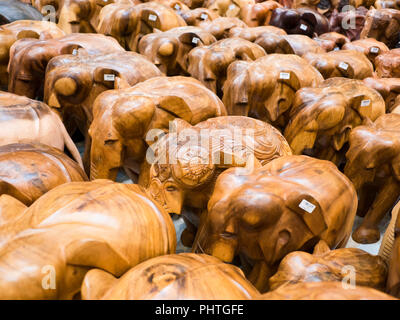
[199,16,247,39]
[363,77,400,112]
[342,38,389,66]
[375,48,400,78]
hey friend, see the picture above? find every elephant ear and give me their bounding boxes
[336,60,355,78]
[16,30,40,40]
[60,43,84,55]
[93,67,121,90]
[277,70,301,92]
[81,269,118,300]
[285,190,327,237]
[178,32,204,48]
[349,93,373,119]
[158,95,194,123]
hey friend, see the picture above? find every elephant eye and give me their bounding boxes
[104,139,118,145]
[166,185,178,192]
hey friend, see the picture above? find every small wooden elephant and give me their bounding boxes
[89,76,226,181]
[302,50,374,80]
[0,0,43,24]
[0,91,83,167]
[82,253,258,299]
[269,240,388,291]
[198,17,248,39]
[138,26,216,75]
[344,113,400,244]
[374,49,400,78]
[342,38,390,66]
[222,54,323,127]
[187,37,266,95]
[240,0,282,27]
[363,77,400,112]
[180,8,219,26]
[193,155,357,292]
[0,143,87,205]
[229,26,287,42]
[205,0,254,18]
[285,78,385,165]
[313,32,350,51]
[0,180,176,299]
[278,34,326,56]
[8,33,124,99]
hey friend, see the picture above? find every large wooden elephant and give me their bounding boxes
[344,113,400,244]
[145,116,292,245]
[329,7,368,41]
[342,38,389,66]
[0,20,65,88]
[89,76,226,181]
[360,8,400,48]
[180,7,219,26]
[363,77,400,112]
[0,143,87,205]
[0,180,176,299]
[8,33,124,99]
[0,0,43,24]
[187,37,266,96]
[96,2,187,51]
[198,17,247,39]
[222,54,324,127]
[82,253,258,299]
[138,26,216,75]
[302,50,374,80]
[193,155,357,292]
[374,49,400,78]
[0,91,83,167]
[284,78,385,165]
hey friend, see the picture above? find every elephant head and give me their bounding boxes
[223,54,323,126]
[138,26,216,75]
[193,155,357,292]
[181,8,219,26]
[240,0,282,27]
[200,17,248,39]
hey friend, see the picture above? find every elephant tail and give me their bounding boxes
[379,201,400,264]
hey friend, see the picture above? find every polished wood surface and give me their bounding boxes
[229,25,286,42]
[205,0,254,18]
[82,253,258,299]
[375,48,400,78]
[314,32,350,51]
[181,7,219,25]
[199,16,247,39]
[363,77,400,112]
[342,38,389,66]
[240,1,282,27]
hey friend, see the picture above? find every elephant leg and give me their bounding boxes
[247,260,274,293]
[353,177,400,244]
[356,184,378,218]
[83,132,91,177]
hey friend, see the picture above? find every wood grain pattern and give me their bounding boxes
[375,48,400,78]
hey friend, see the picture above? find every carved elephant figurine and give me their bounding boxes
[284,78,385,165]
[0,180,176,299]
[375,0,400,9]
[252,32,295,54]
[153,0,191,12]
[222,54,324,127]
[240,0,282,27]
[229,25,287,42]
[329,7,368,41]
[269,7,329,36]
[205,0,254,18]
[363,77,400,112]
[374,49,400,78]
[313,32,350,51]
[0,91,83,167]
[0,20,65,88]
[0,143,87,205]
[260,282,396,300]
[269,240,387,291]
[187,37,265,95]
[145,116,292,245]
[89,76,226,181]
[82,253,258,299]
[198,17,247,39]
[342,38,389,66]
[360,8,400,48]
[280,34,326,56]
[180,8,219,26]
[302,50,374,80]
[344,113,400,244]
[8,33,124,99]
[138,26,216,75]
[43,51,162,173]
[0,0,43,24]
[193,155,357,292]
[96,2,187,51]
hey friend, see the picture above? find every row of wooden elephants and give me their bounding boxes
[0,0,400,300]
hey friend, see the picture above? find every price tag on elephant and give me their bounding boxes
[148,14,157,21]
[279,72,290,80]
[300,24,308,31]
[200,13,208,20]
[370,46,379,54]
[174,4,181,10]
[72,49,78,55]
[104,74,115,82]
[334,47,340,51]
[339,62,348,70]
[192,37,200,44]
[361,99,371,107]
[229,4,236,10]
[299,199,316,213]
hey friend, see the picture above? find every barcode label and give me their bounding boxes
[361,99,371,107]
[370,46,379,53]
[339,62,348,70]
[299,199,316,213]
[174,4,180,10]
[192,37,199,44]
[279,72,290,80]
[300,24,308,31]
[200,13,208,20]
[148,14,157,21]
[104,74,115,81]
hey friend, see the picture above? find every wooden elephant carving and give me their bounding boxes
[375,0,400,9]
[314,32,350,51]
[260,282,396,300]
[187,37,265,95]
[0,0,43,24]
[229,26,287,42]
[0,91,83,167]
[146,116,292,246]
[198,17,247,39]
[205,0,254,18]
[152,0,191,12]
[269,240,388,291]
[240,0,282,27]
[138,26,216,75]
[363,77,400,112]
[374,49,400,78]
[0,143,87,205]
[329,7,368,41]
[82,253,258,299]
[360,8,400,48]
[222,54,324,127]
[180,8,219,26]
[269,7,329,36]
[302,50,374,80]
[96,2,187,51]
[0,180,176,299]
[284,78,385,165]
[0,20,65,88]
[344,113,400,244]
[342,38,389,66]
[8,33,124,99]
[279,34,326,56]
[89,76,226,181]
[193,155,357,292]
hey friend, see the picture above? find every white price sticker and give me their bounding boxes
[192,37,199,44]
[334,47,340,51]
[104,74,115,81]
[299,199,316,213]
[72,49,78,55]
[174,4,181,10]
[370,46,379,54]
[300,24,308,31]
[148,14,157,21]
[339,62,348,70]
[200,13,208,20]
[229,4,236,9]
[361,99,371,107]
[279,72,290,80]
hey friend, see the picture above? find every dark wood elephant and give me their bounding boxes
[328,7,368,41]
